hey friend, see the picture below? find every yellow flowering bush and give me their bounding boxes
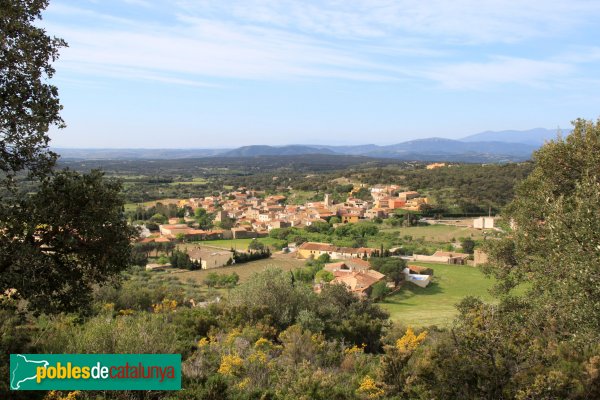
[44,391,81,400]
[218,354,244,375]
[152,299,177,313]
[356,375,385,399]
[254,337,271,350]
[396,327,428,353]
[345,343,366,355]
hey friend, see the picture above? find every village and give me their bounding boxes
[142,184,430,242]
[136,182,495,300]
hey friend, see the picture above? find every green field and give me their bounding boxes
[379,262,495,328]
[124,198,184,212]
[379,224,485,243]
[287,190,318,205]
[174,254,305,285]
[168,177,209,186]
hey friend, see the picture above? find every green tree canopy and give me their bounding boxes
[0,0,66,184]
[0,170,136,313]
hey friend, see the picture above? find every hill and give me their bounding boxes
[54,128,565,162]
[460,128,565,146]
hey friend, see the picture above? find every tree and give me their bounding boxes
[0,1,138,315]
[460,238,475,254]
[314,270,334,283]
[248,239,265,251]
[150,213,168,224]
[370,257,406,286]
[194,207,215,230]
[485,118,600,334]
[316,253,331,264]
[0,0,66,185]
[0,170,137,313]
[370,281,390,301]
[354,187,372,201]
[413,119,600,399]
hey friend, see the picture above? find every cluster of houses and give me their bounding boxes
[313,252,435,297]
[140,185,429,242]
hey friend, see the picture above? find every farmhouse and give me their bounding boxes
[332,270,386,297]
[413,250,470,265]
[324,258,372,274]
[473,216,496,230]
[297,242,376,259]
[187,248,233,270]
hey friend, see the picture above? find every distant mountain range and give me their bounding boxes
[55,128,565,162]
[461,127,566,145]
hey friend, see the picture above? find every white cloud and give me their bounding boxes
[178,0,600,44]
[422,57,573,89]
[43,0,600,89]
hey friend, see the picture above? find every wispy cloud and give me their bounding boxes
[422,57,573,89]
[44,0,600,89]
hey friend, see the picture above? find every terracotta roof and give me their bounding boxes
[333,270,385,294]
[324,258,372,273]
[408,265,432,274]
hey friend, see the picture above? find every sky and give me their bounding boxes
[42,0,600,148]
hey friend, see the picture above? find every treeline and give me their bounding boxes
[270,220,380,248]
[232,248,271,264]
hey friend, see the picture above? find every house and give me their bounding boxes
[413,250,470,264]
[340,214,360,224]
[332,270,386,297]
[159,224,190,236]
[407,265,433,275]
[323,258,372,275]
[426,163,446,170]
[231,227,257,239]
[397,191,420,202]
[214,210,229,222]
[267,220,291,230]
[473,217,495,230]
[187,248,234,270]
[365,208,388,219]
[297,242,375,259]
[387,199,407,209]
[402,268,431,288]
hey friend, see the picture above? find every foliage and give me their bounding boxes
[194,208,215,230]
[369,257,406,285]
[170,249,200,270]
[369,281,390,302]
[0,0,66,184]
[247,239,266,251]
[232,248,271,264]
[460,237,475,254]
[0,170,136,314]
[203,272,239,288]
[314,269,334,283]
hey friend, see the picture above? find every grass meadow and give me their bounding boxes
[378,262,496,327]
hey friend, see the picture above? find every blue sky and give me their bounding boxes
[43,0,600,148]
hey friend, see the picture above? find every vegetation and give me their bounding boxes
[379,262,495,327]
[0,1,135,315]
[3,4,599,398]
[203,272,239,288]
[170,250,201,270]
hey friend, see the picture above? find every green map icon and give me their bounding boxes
[10,354,49,390]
